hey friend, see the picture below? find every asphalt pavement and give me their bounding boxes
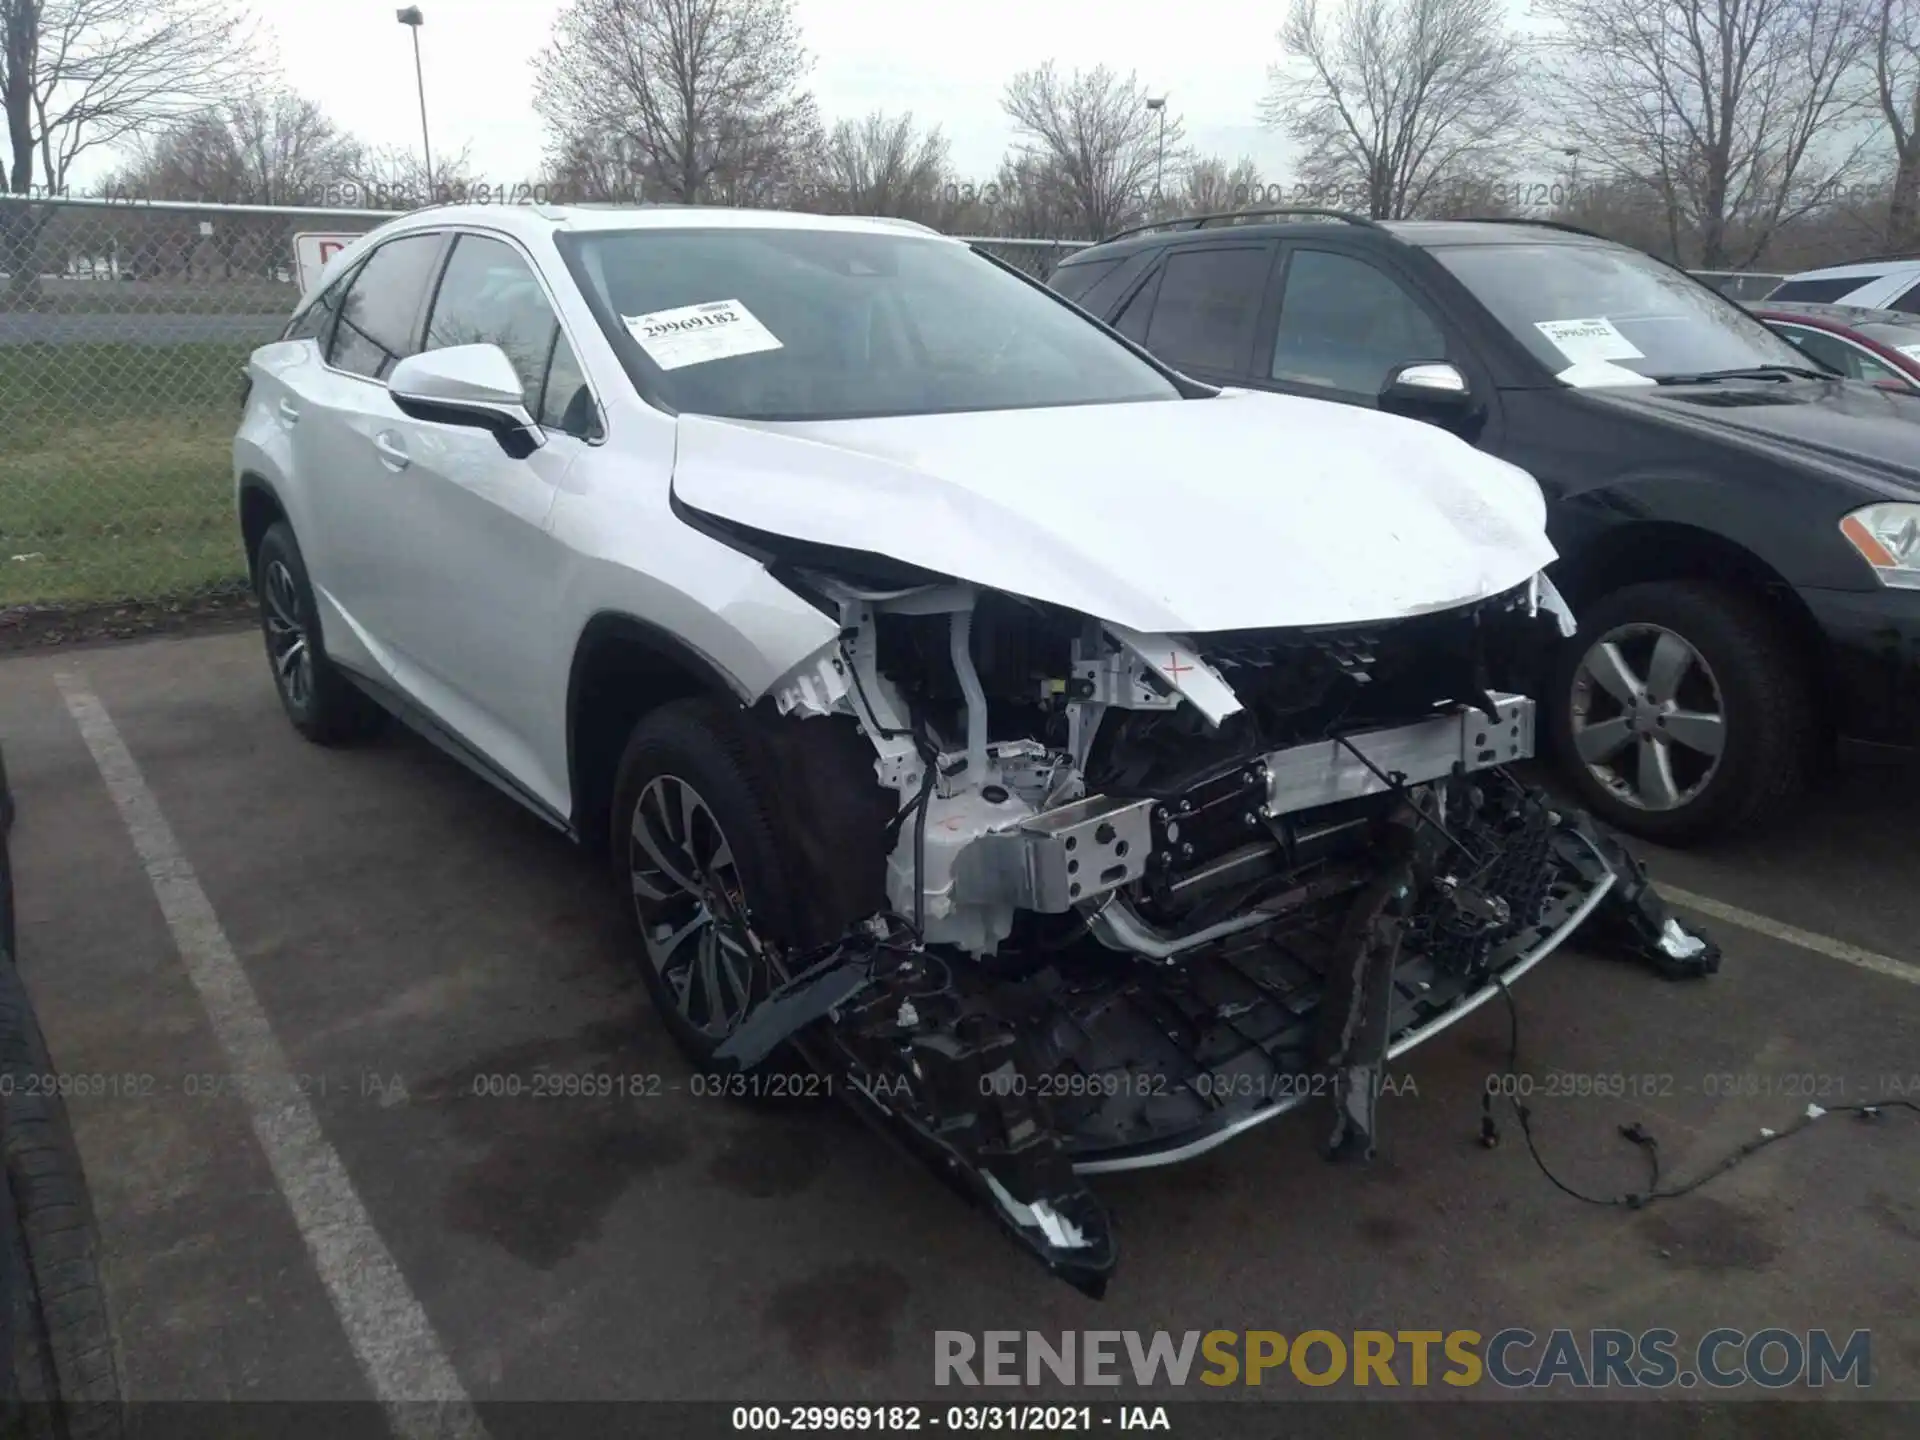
[0,630,1915,1425]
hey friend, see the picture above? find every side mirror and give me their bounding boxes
[388,344,545,456]
[1378,361,1479,436]
[1380,360,1472,408]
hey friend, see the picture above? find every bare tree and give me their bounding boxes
[1178,154,1266,214]
[1,0,247,294]
[105,91,363,205]
[541,130,649,202]
[815,110,948,220]
[921,149,1073,244]
[1001,62,1182,240]
[346,142,478,206]
[1259,0,1529,220]
[1537,0,1875,268]
[533,0,819,205]
[1875,0,1920,248]
[1,0,248,196]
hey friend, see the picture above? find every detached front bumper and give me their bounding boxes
[1801,583,1920,748]
[722,737,1719,1299]
[1051,821,1622,1175]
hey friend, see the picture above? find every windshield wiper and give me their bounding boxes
[1653,364,1832,386]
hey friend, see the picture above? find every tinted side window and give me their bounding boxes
[285,268,354,345]
[1049,257,1123,303]
[329,233,444,379]
[425,234,561,412]
[1888,279,1920,315]
[1113,269,1162,342]
[1142,246,1270,374]
[1271,249,1446,395]
[1768,276,1878,303]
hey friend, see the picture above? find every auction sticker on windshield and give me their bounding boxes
[1535,317,1645,363]
[623,299,783,370]
[1555,359,1656,388]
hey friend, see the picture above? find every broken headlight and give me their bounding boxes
[1840,502,1920,590]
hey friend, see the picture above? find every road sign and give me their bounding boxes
[292,233,362,293]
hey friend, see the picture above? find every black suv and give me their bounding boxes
[1051,212,1920,843]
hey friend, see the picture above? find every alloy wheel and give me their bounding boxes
[262,558,313,712]
[628,775,766,1037]
[1569,623,1727,812]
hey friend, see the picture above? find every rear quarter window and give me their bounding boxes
[283,268,356,344]
[1767,276,1882,303]
[1049,257,1123,303]
[1887,279,1920,315]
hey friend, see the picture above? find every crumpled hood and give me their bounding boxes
[670,389,1556,634]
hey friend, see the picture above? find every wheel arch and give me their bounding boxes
[1553,519,1835,732]
[566,612,750,851]
[237,472,288,587]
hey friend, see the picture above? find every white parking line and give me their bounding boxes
[55,674,487,1438]
[1655,882,1920,987]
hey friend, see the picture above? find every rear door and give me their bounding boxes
[288,229,449,670]
[1113,241,1278,386]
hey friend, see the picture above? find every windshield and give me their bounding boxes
[561,227,1182,421]
[1430,241,1813,387]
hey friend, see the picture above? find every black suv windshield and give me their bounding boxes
[1431,241,1812,386]
[563,226,1181,421]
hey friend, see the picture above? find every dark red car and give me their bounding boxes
[1746,300,1920,391]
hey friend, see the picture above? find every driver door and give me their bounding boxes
[370,230,603,816]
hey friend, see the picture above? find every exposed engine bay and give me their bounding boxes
[702,544,1720,1297]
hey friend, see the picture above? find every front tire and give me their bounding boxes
[253,522,385,746]
[611,700,811,1068]
[1550,580,1814,845]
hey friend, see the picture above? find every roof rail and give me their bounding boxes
[1098,206,1381,245]
[1447,215,1613,242]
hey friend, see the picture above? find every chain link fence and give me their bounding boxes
[0,196,1085,644]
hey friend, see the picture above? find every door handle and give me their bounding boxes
[372,430,411,471]
[278,398,301,424]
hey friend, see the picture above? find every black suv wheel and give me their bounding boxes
[1550,580,1814,844]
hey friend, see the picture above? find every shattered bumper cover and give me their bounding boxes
[1065,824,1618,1175]
[719,778,1720,1300]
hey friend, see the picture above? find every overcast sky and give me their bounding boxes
[192,0,1303,191]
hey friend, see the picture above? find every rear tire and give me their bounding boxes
[253,522,385,746]
[1550,580,1814,845]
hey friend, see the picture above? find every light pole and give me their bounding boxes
[396,7,434,199]
[1145,96,1167,205]
[1562,146,1583,206]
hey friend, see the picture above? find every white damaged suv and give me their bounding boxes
[234,204,1717,1294]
